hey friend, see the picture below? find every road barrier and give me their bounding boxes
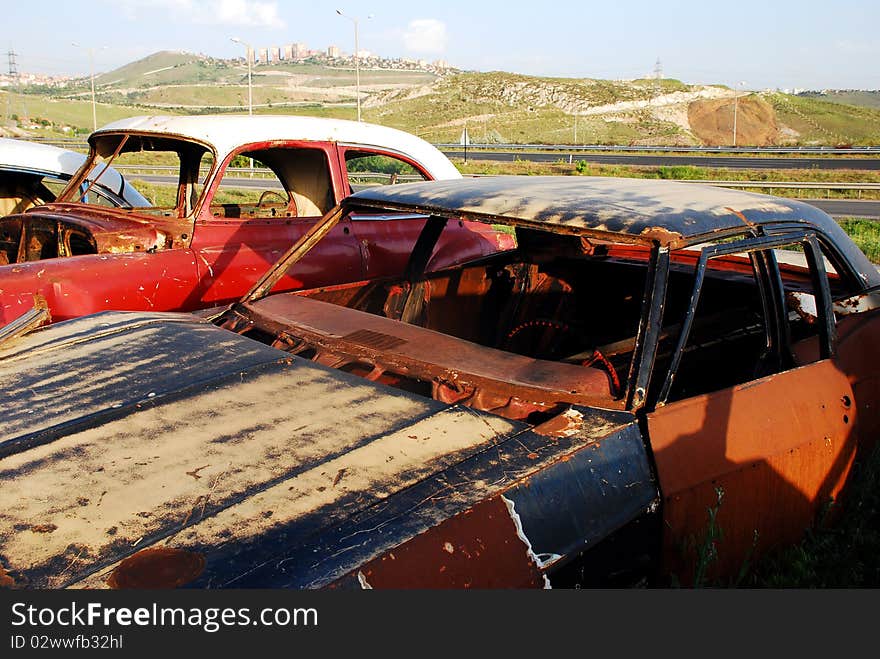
[435,144,880,155]
[111,165,880,197]
[20,137,880,155]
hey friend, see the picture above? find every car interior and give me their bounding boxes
[229,218,834,423]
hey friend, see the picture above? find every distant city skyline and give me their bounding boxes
[6,0,880,90]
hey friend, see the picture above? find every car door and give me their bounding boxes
[191,142,363,306]
[644,233,858,582]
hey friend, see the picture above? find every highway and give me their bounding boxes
[442,150,880,171]
[804,199,880,218]
[135,173,880,219]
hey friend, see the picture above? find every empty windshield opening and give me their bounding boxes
[59,134,213,217]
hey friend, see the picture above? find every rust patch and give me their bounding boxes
[345,496,546,588]
[186,465,209,480]
[30,524,58,534]
[107,547,205,589]
[533,408,585,438]
[724,207,758,232]
[0,565,15,588]
[638,225,683,246]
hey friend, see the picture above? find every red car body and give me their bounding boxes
[0,115,512,324]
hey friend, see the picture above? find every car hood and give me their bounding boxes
[0,312,656,589]
[1,204,177,253]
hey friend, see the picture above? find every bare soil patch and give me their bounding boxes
[689,96,779,146]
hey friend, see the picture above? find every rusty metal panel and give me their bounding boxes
[647,359,857,580]
[60,406,648,589]
[834,307,880,455]
[341,497,548,589]
[245,293,620,410]
[325,411,657,589]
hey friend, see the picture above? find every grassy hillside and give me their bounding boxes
[363,72,696,144]
[7,51,880,146]
[798,90,880,110]
[767,92,880,145]
[55,52,439,115]
[0,89,146,136]
[93,51,217,87]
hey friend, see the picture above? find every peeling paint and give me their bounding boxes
[500,495,551,589]
[357,571,373,589]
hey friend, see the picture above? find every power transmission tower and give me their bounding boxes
[8,49,18,78]
[5,48,17,126]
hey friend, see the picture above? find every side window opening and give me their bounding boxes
[344,151,428,193]
[654,234,834,405]
[211,147,333,218]
[659,252,770,402]
[0,173,55,216]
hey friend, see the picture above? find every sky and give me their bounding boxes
[8,0,880,90]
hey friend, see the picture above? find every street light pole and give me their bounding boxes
[336,9,371,122]
[230,37,253,116]
[733,80,745,147]
[72,42,104,131]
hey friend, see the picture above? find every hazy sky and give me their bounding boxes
[9,0,879,90]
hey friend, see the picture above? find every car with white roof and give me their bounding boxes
[0,136,148,215]
[0,115,510,324]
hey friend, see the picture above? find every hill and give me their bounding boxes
[58,50,440,112]
[92,51,224,88]
[6,52,880,146]
[797,90,880,110]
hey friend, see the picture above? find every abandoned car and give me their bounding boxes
[0,115,510,324]
[1,176,879,588]
[0,137,149,215]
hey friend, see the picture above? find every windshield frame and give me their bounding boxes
[56,132,218,218]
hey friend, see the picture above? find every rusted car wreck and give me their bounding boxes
[0,115,509,324]
[2,176,879,588]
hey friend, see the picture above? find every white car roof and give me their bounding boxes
[93,115,462,180]
[0,137,148,206]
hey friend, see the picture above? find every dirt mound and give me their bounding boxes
[688,96,779,146]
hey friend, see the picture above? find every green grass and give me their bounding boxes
[0,89,145,134]
[11,59,880,149]
[836,218,880,262]
[746,444,880,587]
[798,91,880,111]
[767,92,880,146]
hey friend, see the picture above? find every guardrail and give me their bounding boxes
[112,166,880,195]
[675,179,880,198]
[435,144,880,155]
[19,137,880,155]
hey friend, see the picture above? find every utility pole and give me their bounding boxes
[653,57,662,100]
[72,43,105,132]
[230,37,253,116]
[336,9,372,121]
[732,80,745,147]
